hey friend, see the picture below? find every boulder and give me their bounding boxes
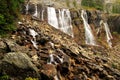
[41,64,57,80]
[0,52,40,79]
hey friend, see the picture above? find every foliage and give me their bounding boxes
[81,0,104,10]
[25,77,38,80]
[112,3,120,13]
[66,0,70,7]
[0,0,24,36]
[0,75,10,80]
[73,0,77,8]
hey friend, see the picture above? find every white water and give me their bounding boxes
[58,9,74,37]
[33,5,38,18]
[29,29,38,49]
[48,54,57,64]
[47,7,73,37]
[56,55,63,63]
[31,40,38,49]
[81,10,96,45]
[54,75,59,80]
[47,7,59,29]
[25,2,29,14]
[100,20,113,47]
[41,10,44,21]
[29,28,38,39]
[48,54,64,65]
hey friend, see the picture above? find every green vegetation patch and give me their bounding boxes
[0,0,24,36]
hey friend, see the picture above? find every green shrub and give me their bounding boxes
[112,3,120,13]
[81,0,103,10]
[0,75,10,80]
[0,0,24,36]
[25,77,38,80]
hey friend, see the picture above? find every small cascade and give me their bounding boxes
[47,7,59,29]
[100,20,113,47]
[25,2,29,14]
[33,5,38,18]
[31,40,38,49]
[29,28,38,39]
[48,54,56,64]
[58,9,74,37]
[41,10,44,21]
[81,10,96,45]
[56,55,63,63]
[47,54,64,65]
[29,28,38,49]
[54,75,59,80]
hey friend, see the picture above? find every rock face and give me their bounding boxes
[0,1,120,80]
[29,0,82,8]
[0,52,40,79]
[0,13,119,79]
[22,1,115,47]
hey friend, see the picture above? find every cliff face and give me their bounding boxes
[0,0,120,80]
[0,14,120,80]
[28,0,82,8]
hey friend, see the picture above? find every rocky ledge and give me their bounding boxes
[0,15,120,80]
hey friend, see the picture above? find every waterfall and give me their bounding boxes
[48,54,63,65]
[58,9,74,37]
[31,40,38,49]
[100,20,113,47]
[47,7,73,37]
[47,7,59,29]
[41,9,44,21]
[29,28,38,49]
[29,28,38,39]
[48,54,57,64]
[25,2,29,14]
[54,75,59,80]
[81,10,96,45]
[33,5,38,18]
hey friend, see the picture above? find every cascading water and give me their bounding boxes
[100,20,113,47]
[47,7,59,29]
[58,9,74,37]
[47,54,63,65]
[47,7,73,37]
[41,10,44,21]
[81,10,96,45]
[29,28,38,49]
[33,5,38,18]
[29,28,38,39]
[25,2,29,14]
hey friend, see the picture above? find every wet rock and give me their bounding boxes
[70,11,79,20]
[0,52,40,79]
[28,3,35,15]
[0,39,6,49]
[41,64,57,80]
[37,37,49,46]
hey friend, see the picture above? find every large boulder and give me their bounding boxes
[0,52,40,79]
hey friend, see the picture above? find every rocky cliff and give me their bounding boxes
[0,0,120,80]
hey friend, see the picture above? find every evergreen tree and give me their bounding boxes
[0,0,24,35]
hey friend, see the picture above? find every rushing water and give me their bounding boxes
[100,20,113,47]
[25,2,29,14]
[29,28,38,49]
[41,9,44,21]
[47,7,73,37]
[58,9,74,37]
[47,7,59,29]
[33,5,38,18]
[81,10,96,45]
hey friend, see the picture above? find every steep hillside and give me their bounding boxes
[0,0,120,80]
